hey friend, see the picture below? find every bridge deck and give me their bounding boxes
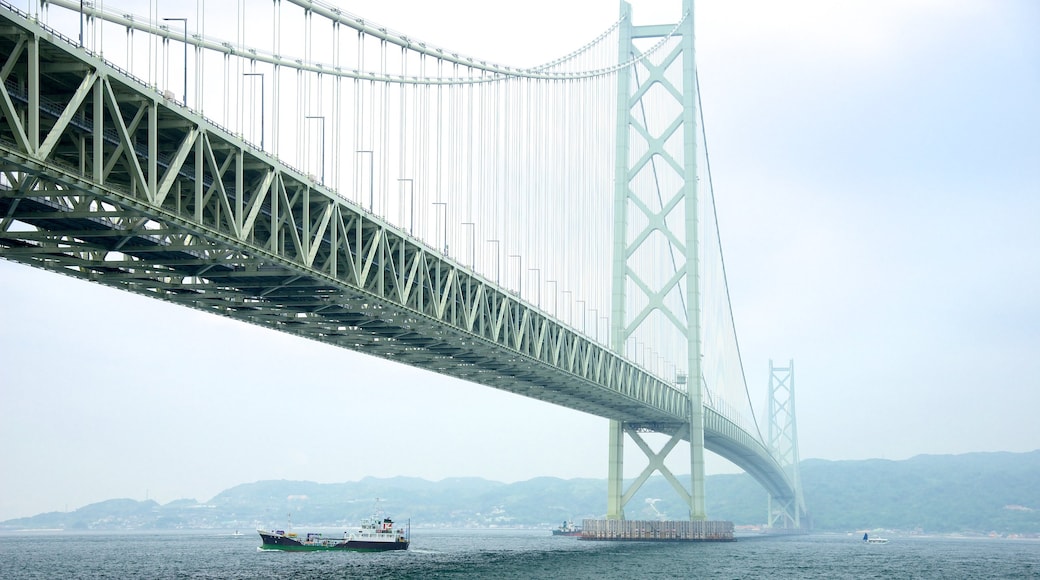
[0,3,801,507]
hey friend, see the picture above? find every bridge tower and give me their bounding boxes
[608,0,705,521]
[767,360,808,528]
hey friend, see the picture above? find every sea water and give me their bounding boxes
[0,529,1036,579]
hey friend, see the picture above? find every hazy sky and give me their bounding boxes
[1,0,1038,522]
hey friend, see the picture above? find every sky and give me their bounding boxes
[1,0,1038,521]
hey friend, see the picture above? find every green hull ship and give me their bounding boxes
[258,515,409,552]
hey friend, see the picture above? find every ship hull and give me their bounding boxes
[258,531,409,552]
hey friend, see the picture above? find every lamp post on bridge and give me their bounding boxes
[462,222,475,270]
[562,290,572,327]
[433,202,447,254]
[487,240,500,284]
[357,151,373,211]
[546,280,558,317]
[305,115,325,184]
[508,255,521,297]
[576,300,586,333]
[528,268,541,308]
[397,179,414,235]
[162,17,188,107]
[243,72,265,150]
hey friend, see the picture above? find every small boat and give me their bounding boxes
[552,520,582,537]
[258,515,409,552]
[863,532,888,544]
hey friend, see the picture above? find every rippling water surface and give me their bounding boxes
[1,529,1037,579]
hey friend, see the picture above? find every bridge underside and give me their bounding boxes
[0,5,801,512]
[0,172,796,503]
[0,179,664,426]
[0,8,685,427]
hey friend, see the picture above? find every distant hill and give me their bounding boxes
[800,451,1040,532]
[3,450,1037,534]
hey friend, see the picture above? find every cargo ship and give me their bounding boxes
[552,520,582,536]
[258,515,409,552]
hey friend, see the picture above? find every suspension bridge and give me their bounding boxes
[0,0,807,528]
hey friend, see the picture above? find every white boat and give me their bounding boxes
[863,532,888,544]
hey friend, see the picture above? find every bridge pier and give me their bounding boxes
[606,419,625,519]
[605,418,707,522]
[581,518,733,542]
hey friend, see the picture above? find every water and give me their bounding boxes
[1,529,1037,579]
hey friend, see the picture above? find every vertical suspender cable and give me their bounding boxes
[399,43,407,228]
[432,57,441,244]
[333,22,341,192]
[355,29,363,206]
[381,37,388,216]
[271,0,279,157]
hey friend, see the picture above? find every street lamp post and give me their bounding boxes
[306,116,325,183]
[576,300,586,333]
[529,268,541,308]
[357,151,374,211]
[546,280,558,317]
[509,255,521,297]
[397,179,414,235]
[487,240,500,284]
[433,202,447,254]
[162,17,188,106]
[462,222,475,270]
[562,290,572,326]
[243,72,265,150]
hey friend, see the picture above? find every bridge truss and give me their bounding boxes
[0,0,806,525]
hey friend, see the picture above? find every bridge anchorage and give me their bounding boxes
[0,0,807,535]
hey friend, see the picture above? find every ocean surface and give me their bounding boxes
[0,528,1037,579]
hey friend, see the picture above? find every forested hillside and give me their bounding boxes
[4,451,1037,534]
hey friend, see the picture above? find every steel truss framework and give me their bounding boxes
[0,4,800,508]
[608,0,709,520]
[607,0,806,523]
[768,360,809,529]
